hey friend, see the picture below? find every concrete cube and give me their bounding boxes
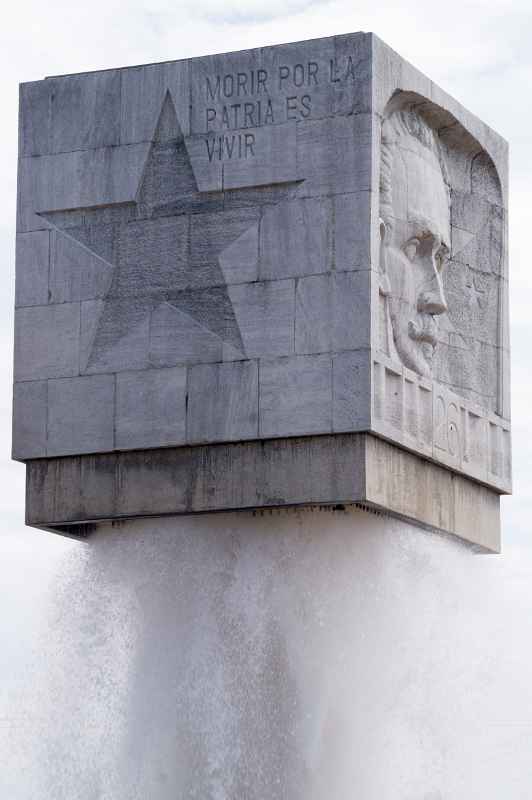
[13,33,511,546]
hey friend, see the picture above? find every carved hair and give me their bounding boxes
[380,109,449,227]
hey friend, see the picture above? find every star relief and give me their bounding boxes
[41,91,296,373]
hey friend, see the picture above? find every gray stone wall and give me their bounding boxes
[14,35,374,461]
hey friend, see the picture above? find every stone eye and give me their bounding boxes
[404,238,419,261]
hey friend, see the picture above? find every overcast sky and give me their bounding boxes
[1,1,531,785]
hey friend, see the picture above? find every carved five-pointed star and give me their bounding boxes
[41,91,298,372]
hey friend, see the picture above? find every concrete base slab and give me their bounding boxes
[25,433,500,552]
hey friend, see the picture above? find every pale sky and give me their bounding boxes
[0,1,531,789]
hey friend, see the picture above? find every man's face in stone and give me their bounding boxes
[382,133,450,377]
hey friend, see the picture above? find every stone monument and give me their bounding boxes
[14,33,510,551]
[11,32,512,798]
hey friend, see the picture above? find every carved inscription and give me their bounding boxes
[201,56,360,162]
[372,357,511,492]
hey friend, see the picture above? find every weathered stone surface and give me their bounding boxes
[259,36,337,122]
[80,298,150,374]
[190,207,260,285]
[14,304,80,381]
[187,360,258,442]
[15,231,50,307]
[12,380,47,460]
[150,302,223,367]
[18,80,52,157]
[222,122,298,190]
[259,197,333,280]
[332,33,372,116]
[189,47,263,135]
[24,433,501,552]
[295,271,370,354]
[260,354,332,437]
[19,70,121,156]
[17,143,150,232]
[371,354,511,493]
[49,228,113,304]
[333,350,371,431]
[333,192,371,270]
[229,280,295,358]
[364,434,501,552]
[14,33,511,542]
[116,367,187,450]
[297,114,372,197]
[121,60,190,143]
[47,374,114,456]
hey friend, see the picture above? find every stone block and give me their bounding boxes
[297,114,372,197]
[23,433,501,553]
[218,223,259,285]
[49,228,113,304]
[51,71,121,153]
[259,354,332,438]
[14,304,80,381]
[189,47,263,134]
[222,122,298,190]
[121,60,190,143]
[12,380,47,460]
[182,135,223,192]
[190,207,260,286]
[73,452,118,521]
[258,36,336,122]
[116,367,187,450]
[452,472,501,552]
[115,448,191,517]
[259,197,333,280]
[432,339,499,410]
[187,360,259,443]
[115,216,189,293]
[47,374,115,457]
[333,350,371,431]
[295,271,371,355]
[17,143,150,232]
[332,33,372,115]
[222,182,298,212]
[18,81,52,157]
[229,280,295,359]
[20,71,121,156]
[150,302,223,367]
[445,252,500,323]
[450,192,504,277]
[81,298,150,374]
[334,192,371,270]
[15,231,50,307]
[471,149,506,206]
[25,454,83,527]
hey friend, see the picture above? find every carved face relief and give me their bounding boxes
[380,113,451,377]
